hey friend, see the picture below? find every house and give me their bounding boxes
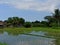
[0,21,4,28]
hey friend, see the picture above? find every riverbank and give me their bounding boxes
[0,27,59,35]
[0,27,60,45]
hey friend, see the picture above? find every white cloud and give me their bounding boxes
[0,0,60,12]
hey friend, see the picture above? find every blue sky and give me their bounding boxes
[0,0,60,21]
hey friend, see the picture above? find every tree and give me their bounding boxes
[12,17,20,27]
[44,16,54,27]
[44,9,60,27]
[40,21,48,27]
[19,18,25,25]
[5,17,25,27]
[7,17,13,24]
[32,20,40,27]
[6,17,13,27]
[53,9,60,27]
[34,20,40,23]
[44,16,54,22]
[24,22,31,28]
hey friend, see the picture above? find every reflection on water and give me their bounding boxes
[29,31,46,36]
[0,31,55,45]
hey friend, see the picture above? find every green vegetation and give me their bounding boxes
[2,9,60,28]
[0,43,7,45]
[4,17,25,27]
[0,27,59,35]
[0,27,60,45]
[0,9,60,45]
[24,22,32,28]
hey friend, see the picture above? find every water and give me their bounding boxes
[29,31,46,36]
[0,31,55,45]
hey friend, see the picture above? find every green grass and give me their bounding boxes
[0,27,60,45]
[0,43,7,45]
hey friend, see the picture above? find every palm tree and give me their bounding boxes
[44,16,52,22]
[44,16,54,27]
[53,9,60,27]
[44,16,56,23]
[44,9,60,27]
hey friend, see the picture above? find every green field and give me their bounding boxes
[0,43,7,45]
[0,27,60,45]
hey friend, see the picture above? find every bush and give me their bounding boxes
[32,23,41,27]
[50,23,58,27]
[24,22,31,28]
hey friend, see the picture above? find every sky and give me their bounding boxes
[0,0,60,21]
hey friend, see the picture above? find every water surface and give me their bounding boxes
[0,31,55,45]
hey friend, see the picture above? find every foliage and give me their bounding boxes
[0,43,7,45]
[24,22,32,28]
[40,21,48,27]
[1,9,60,28]
[32,20,41,27]
[53,9,60,27]
[44,9,60,27]
[4,17,25,27]
[0,27,60,45]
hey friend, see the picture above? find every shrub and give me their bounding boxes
[32,23,41,27]
[24,22,31,28]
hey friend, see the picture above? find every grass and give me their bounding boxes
[0,43,7,45]
[0,27,60,45]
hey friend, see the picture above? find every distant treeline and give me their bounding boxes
[0,9,60,28]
